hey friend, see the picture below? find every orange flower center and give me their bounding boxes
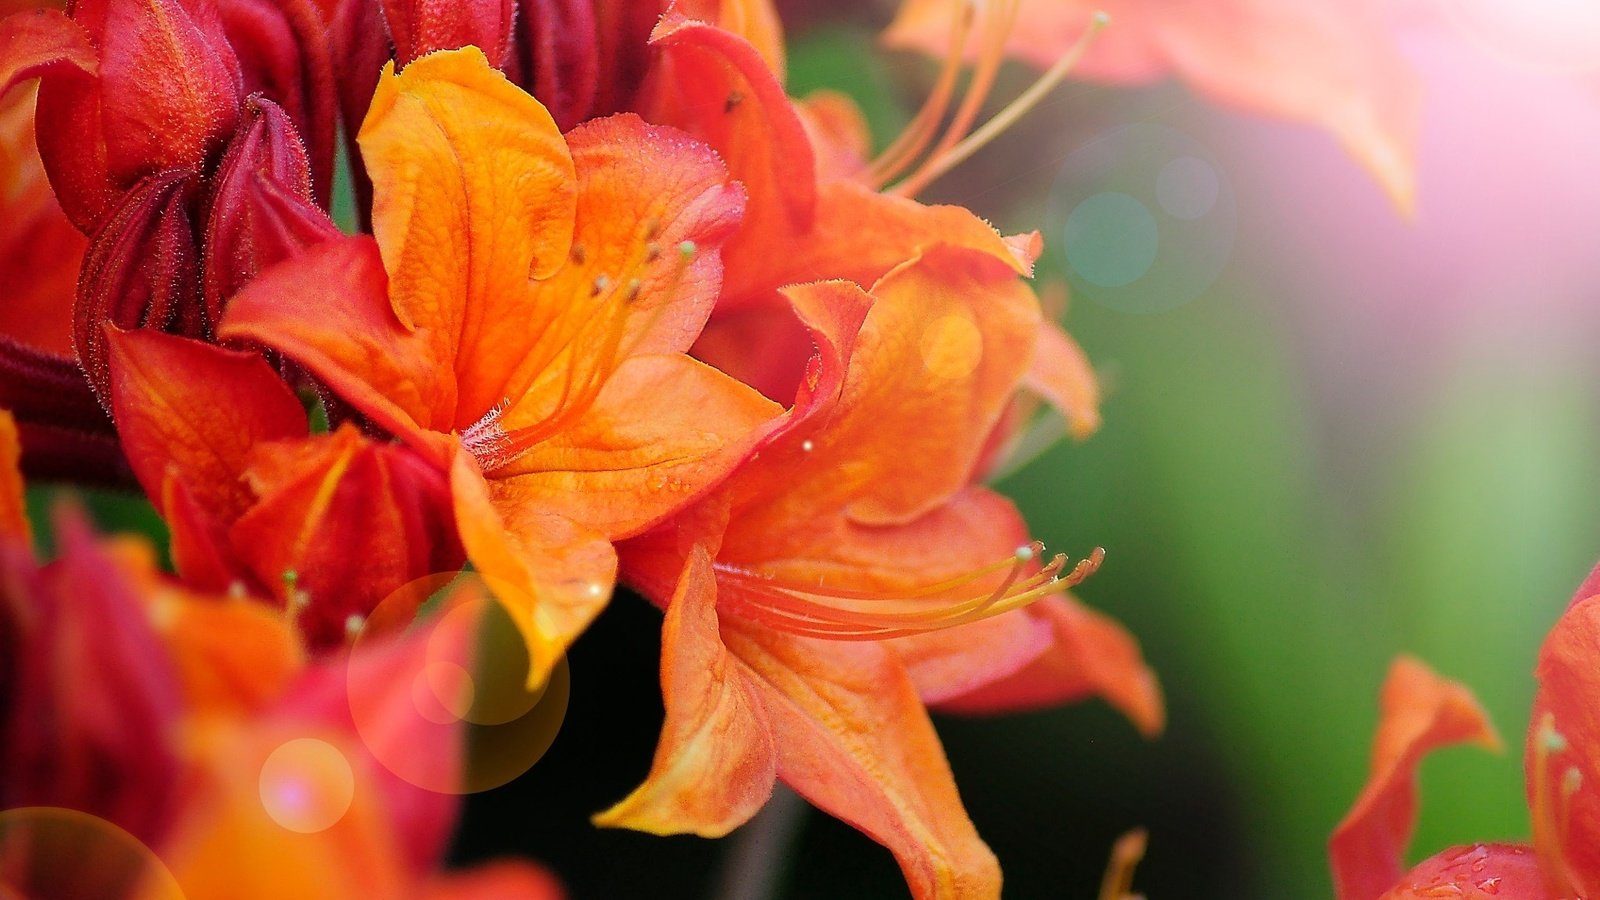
[713,543,1103,639]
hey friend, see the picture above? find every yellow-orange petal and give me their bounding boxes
[594,546,776,835]
[487,353,779,540]
[486,112,746,425]
[1329,657,1502,900]
[141,585,304,717]
[0,408,27,545]
[1026,317,1101,441]
[360,46,577,425]
[449,450,617,688]
[731,246,1037,535]
[724,624,1000,899]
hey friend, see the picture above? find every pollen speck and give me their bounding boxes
[801,439,814,452]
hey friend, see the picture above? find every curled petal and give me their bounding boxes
[450,450,617,688]
[594,546,776,835]
[1329,657,1501,900]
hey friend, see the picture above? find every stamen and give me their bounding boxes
[869,0,976,185]
[891,11,1108,197]
[1098,829,1148,900]
[715,544,1103,640]
[465,236,698,475]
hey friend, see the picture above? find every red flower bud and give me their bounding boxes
[382,0,516,68]
[74,168,203,403]
[202,95,339,321]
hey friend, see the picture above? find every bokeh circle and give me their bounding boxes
[348,574,571,795]
[0,807,184,899]
[1049,124,1236,314]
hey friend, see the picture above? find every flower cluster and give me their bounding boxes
[0,0,1180,897]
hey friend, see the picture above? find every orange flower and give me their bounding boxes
[219,47,779,683]
[0,412,562,899]
[883,0,1420,212]
[1329,566,1600,898]
[600,244,1161,899]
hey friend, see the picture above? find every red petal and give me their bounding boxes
[1329,657,1501,900]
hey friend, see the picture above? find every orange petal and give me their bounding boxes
[0,85,86,357]
[488,354,779,540]
[1149,0,1419,213]
[360,46,576,425]
[158,722,412,900]
[450,449,616,687]
[220,236,454,453]
[0,6,95,100]
[728,180,1027,312]
[0,408,28,545]
[105,329,307,523]
[797,89,871,182]
[140,582,304,717]
[931,595,1165,738]
[1025,317,1101,440]
[1329,657,1501,900]
[724,625,1000,899]
[420,860,568,900]
[735,246,1038,532]
[1527,591,1600,896]
[642,13,815,299]
[594,546,776,835]
[487,112,746,422]
[1377,844,1545,900]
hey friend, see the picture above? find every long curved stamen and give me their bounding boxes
[462,239,697,475]
[715,544,1103,640]
[891,11,1108,197]
[868,0,975,186]
[899,0,1021,184]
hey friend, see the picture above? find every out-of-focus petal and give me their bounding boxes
[594,546,776,835]
[419,859,567,900]
[1377,844,1545,900]
[0,409,28,544]
[1329,657,1501,900]
[1527,590,1600,896]
[1025,318,1101,441]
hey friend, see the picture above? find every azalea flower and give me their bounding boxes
[1328,563,1600,898]
[0,408,562,899]
[883,0,1422,212]
[220,47,780,683]
[598,241,1160,899]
